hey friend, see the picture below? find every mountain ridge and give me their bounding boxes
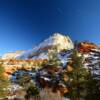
[1,33,100,79]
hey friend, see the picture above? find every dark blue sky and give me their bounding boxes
[0,0,100,55]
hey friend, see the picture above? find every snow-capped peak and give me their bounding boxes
[17,33,74,59]
[37,33,74,51]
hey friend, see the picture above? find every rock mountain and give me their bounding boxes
[1,33,100,79]
[15,33,74,60]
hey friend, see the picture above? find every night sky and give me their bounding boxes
[0,0,100,55]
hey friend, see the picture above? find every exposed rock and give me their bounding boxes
[0,59,47,77]
[2,50,24,59]
[78,42,97,53]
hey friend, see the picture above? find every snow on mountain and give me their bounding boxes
[2,32,100,79]
[1,32,100,80]
[2,50,25,59]
[73,41,100,79]
[81,48,100,79]
[16,33,74,60]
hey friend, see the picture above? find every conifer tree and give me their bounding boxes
[16,72,31,89]
[67,49,89,100]
[47,49,62,67]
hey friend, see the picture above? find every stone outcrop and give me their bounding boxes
[78,42,97,53]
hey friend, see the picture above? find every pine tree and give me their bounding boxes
[26,82,39,96]
[16,72,31,89]
[67,49,89,100]
[47,49,62,67]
